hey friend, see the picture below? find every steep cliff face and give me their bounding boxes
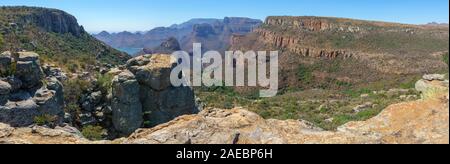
[252,28,355,59]
[1,7,83,36]
[22,8,83,36]
[265,16,334,31]
[0,7,129,68]
[230,16,449,90]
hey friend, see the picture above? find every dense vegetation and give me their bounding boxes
[0,6,129,72]
[81,125,105,140]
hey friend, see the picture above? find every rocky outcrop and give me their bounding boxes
[265,16,343,32]
[0,81,11,105]
[0,52,12,75]
[251,28,355,59]
[14,52,44,88]
[141,37,181,55]
[0,77,448,144]
[1,7,83,36]
[415,74,449,99]
[0,51,64,127]
[111,71,143,135]
[0,123,102,144]
[263,16,407,33]
[109,54,198,135]
[123,80,448,144]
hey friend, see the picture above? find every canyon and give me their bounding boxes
[0,6,449,144]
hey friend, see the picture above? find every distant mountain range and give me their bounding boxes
[93,17,262,55]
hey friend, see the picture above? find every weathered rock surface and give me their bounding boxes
[0,51,64,127]
[415,74,448,97]
[111,71,143,135]
[118,54,198,129]
[33,88,64,119]
[127,54,176,91]
[0,80,11,105]
[15,52,44,88]
[0,51,12,75]
[0,78,448,144]
[123,87,448,144]
[0,123,104,144]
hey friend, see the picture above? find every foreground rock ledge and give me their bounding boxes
[1,87,448,144]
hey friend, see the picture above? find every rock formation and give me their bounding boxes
[109,54,198,135]
[1,75,447,144]
[0,51,64,127]
[140,37,181,55]
[111,71,143,135]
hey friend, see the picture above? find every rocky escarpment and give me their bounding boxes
[0,7,83,36]
[0,6,129,67]
[253,28,355,59]
[233,16,448,60]
[0,51,64,127]
[0,75,447,144]
[230,16,448,91]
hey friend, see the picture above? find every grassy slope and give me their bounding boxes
[0,7,129,72]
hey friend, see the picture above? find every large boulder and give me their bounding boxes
[415,74,448,94]
[0,52,65,127]
[0,80,11,105]
[111,71,143,135]
[0,100,39,127]
[0,51,12,75]
[15,52,43,88]
[423,74,446,81]
[4,77,22,92]
[140,86,196,127]
[46,77,64,107]
[42,64,68,81]
[127,54,176,91]
[109,54,198,133]
[33,88,64,119]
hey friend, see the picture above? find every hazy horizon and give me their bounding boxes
[1,0,449,33]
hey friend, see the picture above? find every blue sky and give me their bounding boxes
[1,0,449,33]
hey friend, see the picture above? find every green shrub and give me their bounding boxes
[65,102,81,114]
[67,63,79,73]
[81,125,105,141]
[444,52,449,66]
[33,114,57,126]
[96,73,113,94]
[63,78,92,105]
[0,33,4,48]
[297,64,313,85]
